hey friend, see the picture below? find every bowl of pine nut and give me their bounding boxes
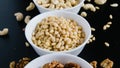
[33,0,85,13]
[24,53,93,68]
[25,10,91,56]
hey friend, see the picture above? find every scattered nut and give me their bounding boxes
[104,42,110,47]
[103,24,110,30]
[95,6,100,10]
[83,3,96,12]
[107,21,112,25]
[91,27,96,31]
[0,28,9,36]
[24,15,31,24]
[103,21,112,30]
[80,11,87,17]
[14,12,24,21]
[90,61,97,68]
[25,42,30,47]
[87,35,96,44]
[92,37,96,41]
[110,3,118,7]
[94,0,107,5]
[9,61,16,68]
[26,2,35,11]
[100,58,114,68]
[109,14,113,19]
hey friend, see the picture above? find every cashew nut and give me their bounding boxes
[14,12,23,21]
[26,2,35,11]
[80,11,87,17]
[110,3,118,7]
[0,28,9,36]
[24,15,31,24]
[94,0,107,5]
[83,3,96,12]
[95,6,100,10]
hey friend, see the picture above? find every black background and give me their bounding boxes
[0,0,120,68]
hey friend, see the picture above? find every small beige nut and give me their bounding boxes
[41,0,49,4]
[26,2,35,11]
[104,42,110,47]
[41,4,50,8]
[95,6,100,10]
[80,11,87,17]
[14,12,23,21]
[49,4,55,9]
[37,0,42,5]
[24,15,31,24]
[25,42,30,47]
[94,0,107,5]
[70,0,77,5]
[109,14,113,19]
[83,3,96,12]
[107,21,112,25]
[110,3,118,7]
[51,0,59,4]
[103,21,112,30]
[91,27,96,31]
[0,28,9,36]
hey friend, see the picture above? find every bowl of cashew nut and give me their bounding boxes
[25,10,91,56]
[33,0,85,13]
[24,53,93,68]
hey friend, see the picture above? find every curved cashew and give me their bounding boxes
[14,12,23,21]
[80,11,87,17]
[0,28,9,36]
[26,2,35,11]
[51,0,59,4]
[83,3,96,12]
[24,15,31,24]
[94,0,107,5]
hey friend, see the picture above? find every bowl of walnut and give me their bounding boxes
[25,10,91,56]
[33,0,85,13]
[24,53,93,68]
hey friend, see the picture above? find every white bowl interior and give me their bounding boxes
[25,10,91,55]
[24,53,93,68]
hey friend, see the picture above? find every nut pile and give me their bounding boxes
[32,16,85,51]
[36,0,79,9]
[42,60,81,68]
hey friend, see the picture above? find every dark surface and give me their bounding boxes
[0,0,120,68]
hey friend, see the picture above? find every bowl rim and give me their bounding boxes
[24,53,93,68]
[25,10,91,54]
[33,0,85,11]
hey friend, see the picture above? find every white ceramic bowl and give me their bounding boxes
[25,10,91,56]
[24,53,93,68]
[33,0,85,13]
